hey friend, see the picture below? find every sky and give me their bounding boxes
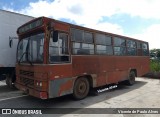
[0,0,160,49]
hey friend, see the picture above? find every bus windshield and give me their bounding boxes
[17,33,44,64]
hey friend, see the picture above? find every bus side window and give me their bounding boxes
[95,33,113,55]
[127,40,136,56]
[142,43,149,56]
[113,37,126,55]
[71,28,94,55]
[137,42,142,56]
[49,32,69,63]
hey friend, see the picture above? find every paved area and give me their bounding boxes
[0,77,160,117]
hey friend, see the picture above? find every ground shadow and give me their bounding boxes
[143,72,160,79]
[0,82,17,93]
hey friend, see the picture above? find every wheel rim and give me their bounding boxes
[77,81,87,94]
[74,78,89,99]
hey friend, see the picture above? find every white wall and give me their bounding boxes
[0,10,34,67]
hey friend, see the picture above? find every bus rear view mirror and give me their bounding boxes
[53,31,58,42]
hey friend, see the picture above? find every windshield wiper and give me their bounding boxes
[18,51,27,64]
[18,37,33,65]
[18,51,33,66]
[26,52,33,66]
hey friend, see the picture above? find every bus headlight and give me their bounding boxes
[36,82,39,86]
[39,82,42,87]
[36,81,42,87]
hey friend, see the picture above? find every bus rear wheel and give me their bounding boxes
[127,71,136,85]
[73,77,90,100]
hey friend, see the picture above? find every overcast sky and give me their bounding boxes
[1,0,160,49]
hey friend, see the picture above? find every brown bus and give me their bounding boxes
[15,17,150,100]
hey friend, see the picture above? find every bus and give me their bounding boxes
[15,17,150,100]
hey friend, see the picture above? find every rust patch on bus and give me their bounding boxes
[58,79,74,96]
[49,78,74,98]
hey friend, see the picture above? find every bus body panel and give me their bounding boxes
[16,56,149,99]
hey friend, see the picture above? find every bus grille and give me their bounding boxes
[20,70,34,77]
[19,70,34,87]
[20,77,34,87]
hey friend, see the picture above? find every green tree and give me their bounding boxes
[157,51,160,58]
[150,48,160,72]
[150,49,160,58]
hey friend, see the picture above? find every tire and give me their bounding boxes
[127,71,136,85]
[5,73,15,89]
[73,77,90,100]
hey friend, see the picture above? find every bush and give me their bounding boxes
[150,59,160,72]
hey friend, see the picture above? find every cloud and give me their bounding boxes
[68,4,83,15]
[3,0,125,34]
[3,0,160,49]
[85,22,124,35]
[4,0,123,34]
[115,0,160,19]
[4,0,160,23]
[132,24,160,49]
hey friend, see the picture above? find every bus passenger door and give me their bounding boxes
[49,31,72,80]
[49,31,73,98]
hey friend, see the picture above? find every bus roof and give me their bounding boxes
[17,16,148,43]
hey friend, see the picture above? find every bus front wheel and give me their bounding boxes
[73,77,90,100]
[127,71,136,85]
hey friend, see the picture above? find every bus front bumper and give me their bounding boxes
[15,83,48,99]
